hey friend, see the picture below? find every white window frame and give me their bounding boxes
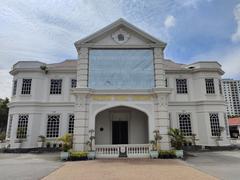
[209,113,220,136]
[21,79,32,95]
[50,79,62,95]
[176,79,188,94]
[68,114,75,134]
[71,79,77,88]
[205,78,215,94]
[46,114,60,138]
[12,80,17,96]
[17,114,29,139]
[178,113,192,136]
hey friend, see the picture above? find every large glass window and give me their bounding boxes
[209,113,220,136]
[50,79,62,94]
[205,78,215,94]
[176,79,188,94]
[17,114,29,139]
[179,113,192,136]
[21,79,32,95]
[12,80,17,96]
[88,49,154,89]
[68,114,74,134]
[47,115,60,138]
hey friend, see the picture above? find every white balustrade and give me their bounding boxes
[95,144,150,158]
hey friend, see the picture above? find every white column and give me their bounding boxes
[154,93,171,150]
[73,93,89,151]
[154,47,165,88]
[77,48,88,88]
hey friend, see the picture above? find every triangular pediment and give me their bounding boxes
[74,18,166,48]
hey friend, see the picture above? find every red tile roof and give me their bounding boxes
[228,117,240,126]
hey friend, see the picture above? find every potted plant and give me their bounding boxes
[168,128,186,158]
[58,133,73,160]
[216,126,225,146]
[37,135,46,148]
[150,130,162,159]
[86,129,96,160]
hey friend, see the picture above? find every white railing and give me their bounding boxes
[95,144,150,158]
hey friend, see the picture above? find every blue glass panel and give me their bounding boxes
[88,49,154,89]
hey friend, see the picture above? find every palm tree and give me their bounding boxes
[168,128,186,150]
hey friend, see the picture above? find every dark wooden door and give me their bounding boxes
[112,121,128,144]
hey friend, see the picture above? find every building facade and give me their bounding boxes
[222,79,240,116]
[6,19,230,155]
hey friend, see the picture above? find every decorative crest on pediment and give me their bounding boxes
[111,29,130,44]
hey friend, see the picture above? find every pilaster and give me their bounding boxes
[77,47,89,88]
[154,47,166,88]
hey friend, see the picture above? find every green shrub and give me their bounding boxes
[69,151,88,161]
[158,150,176,159]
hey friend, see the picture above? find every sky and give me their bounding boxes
[0,0,240,98]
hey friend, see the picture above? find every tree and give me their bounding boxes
[0,98,9,133]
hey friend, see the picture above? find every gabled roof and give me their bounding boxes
[74,18,166,48]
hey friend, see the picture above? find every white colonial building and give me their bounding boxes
[6,19,230,157]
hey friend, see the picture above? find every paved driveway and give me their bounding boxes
[186,150,240,180]
[0,153,62,180]
[43,159,216,180]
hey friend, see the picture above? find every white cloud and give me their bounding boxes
[0,69,12,98]
[191,47,240,79]
[231,3,240,42]
[164,15,176,29]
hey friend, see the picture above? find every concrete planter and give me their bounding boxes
[149,150,159,159]
[175,150,183,158]
[87,151,96,160]
[37,142,44,148]
[60,152,69,161]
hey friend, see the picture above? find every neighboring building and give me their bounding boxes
[6,19,230,157]
[222,79,240,117]
[228,117,240,138]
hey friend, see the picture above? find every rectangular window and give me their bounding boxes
[219,80,222,94]
[209,113,220,136]
[71,79,77,88]
[7,115,13,138]
[21,79,32,94]
[88,49,154,89]
[17,114,29,139]
[46,115,60,138]
[205,78,215,94]
[12,80,17,96]
[165,78,168,87]
[179,113,192,136]
[68,114,74,134]
[50,79,62,94]
[176,79,188,94]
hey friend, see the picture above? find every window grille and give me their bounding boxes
[176,79,188,94]
[68,114,74,134]
[219,80,222,94]
[21,79,32,94]
[17,114,29,139]
[209,113,220,136]
[179,113,192,136]
[50,79,62,94]
[205,78,215,94]
[71,79,77,88]
[12,80,17,95]
[46,115,60,138]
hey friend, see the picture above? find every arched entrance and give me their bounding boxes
[95,106,149,145]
